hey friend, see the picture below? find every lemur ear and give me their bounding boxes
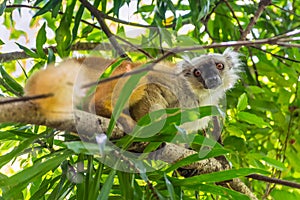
[223,48,242,69]
[177,58,192,74]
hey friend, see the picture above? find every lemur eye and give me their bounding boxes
[216,63,224,70]
[193,69,201,77]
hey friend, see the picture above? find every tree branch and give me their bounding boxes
[247,174,300,189]
[0,97,125,140]
[223,0,243,35]
[79,0,130,60]
[234,0,272,51]
[0,42,132,63]
[240,0,272,41]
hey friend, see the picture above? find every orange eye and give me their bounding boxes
[193,69,201,77]
[216,63,224,70]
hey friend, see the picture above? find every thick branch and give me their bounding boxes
[0,98,125,140]
[151,143,257,200]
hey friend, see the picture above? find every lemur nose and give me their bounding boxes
[204,76,222,89]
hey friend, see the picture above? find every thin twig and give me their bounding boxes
[0,94,53,104]
[248,48,262,87]
[276,42,300,48]
[82,51,175,88]
[0,42,131,63]
[247,174,300,189]
[114,35,154,59]
[271,3,300,18]
[251,46,300,63]
[79,0,130,60]
[223,0,243,35]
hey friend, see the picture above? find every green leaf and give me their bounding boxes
[99,0,107,13]
[223,136,246,151]
[33,0,61,18]
[271,189,297,199]
[47,48,56,64]
[0,132,45,169]
[0,66,24,95]
[138,5,155,12]
[158,27,173,47]
[0,150,73,198]
[237,93,248,111]
[97,169,116,200]
[0,38,4,45]
[112,0,125,17]
[72,4,84,42]
[51,0,62,18]
[261,156,286,171]
[36,22,47,58]
[131,106,221,140]
[106,65,148,137]
[164,173,175,200]
[177,35,199,45]
[246,86,265,94]
[30,176,61,200]
[65,141,104,155]
[182,183,251,200]
[117,172,134,199]
[15,42,39,58]
[0,0,6,16]
[170,168,268,186]
[100,58,128,79]
[55,0,76,58]
[237,111,271,128]
[33,0,44,6]
[175,15,183,31]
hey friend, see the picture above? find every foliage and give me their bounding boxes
[0,0,300,199]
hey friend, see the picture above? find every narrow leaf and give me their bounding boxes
[97,169,116,200]
[237,93,248,111]
[107,66,148,137]
[164,173,175,200]
[33,0,61,18]
[0,150,73,198]
[36,22,47,58]
[47,48,56,64]
[237,112,271,128]
[15,42,39,58]
[0,0,6,16]
[0,66,24,95]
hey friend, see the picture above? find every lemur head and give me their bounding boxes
[178,49,241,95]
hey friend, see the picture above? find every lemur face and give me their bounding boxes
[179,49,241,93]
